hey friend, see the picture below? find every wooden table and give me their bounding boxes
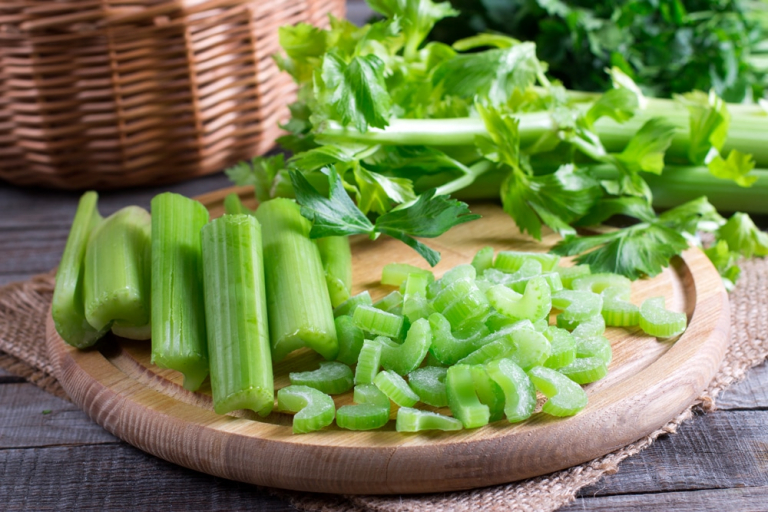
[3,174,768,511]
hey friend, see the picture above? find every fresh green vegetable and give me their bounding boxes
[334,315,365,366]
[150,193,210,391]
[373,291,403,314]
[407,366,449,407]
[201,215,273,416]
[528,366,588,417]
[277,385,335,434]
[552,290,603,324]
[471,246,495,274]
[542,326,577,369]
[334,291,373,317]
[639,297,688,338]
[494,251,560,273]
[223,193,254,216]
[315,235,353,307]
[381,263,435,287]
[402,272,433,323]
[485,358,537,423]
[289,361,354,395]
[337,404,390,430]
[486,276,551,322]
[354,338,383,385]
[374,370,420,407]
[353,305,404,338]
[52,192,109,348]
[428,312,490,364]
[396,407,463,432]
[601,287,640,327]
[556,265,592,290]
[353,383,391,409]
[379,318,432,375]
[558,357,609,385]
[446,364,490,428]
[470,365,506,422]
[255,198,338,361]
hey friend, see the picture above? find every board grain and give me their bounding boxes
[46,187,730,495]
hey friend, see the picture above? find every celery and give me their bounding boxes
[352,305,404,338]
[485,358,537,423]
[396,407,462,432]
[289,361,354,395]
[558,357,608,384]
[543,326,576,369]
[334,315,365,366]
[571,273,631,296]
[494,251,560,273]
[223,193,253,215]
[407,366,448,407]
[446,364,490,428]
[354,339,382,385]
[84,206,151,332]
[601,287,639,327]
[507,329,551,371]
[112,323,151,340]
[639,297,687,338]
[485,311,519,332]
[470,365,505,422]
[486,276,551,322]
[471,246,494,274]
[150,192,210,391]
[381,263,434,287]
[277,385,335,434]
[374,370,420,407]
[552,290,603,323]
[429,312,490,365]
[402,273,433,323]
[353,383,391,409]
[334,291,373,318]
[337,404,390,430]
[315,236,352,308]
[431,266,490,329]
[255,198,338,361]
[52,192,109,348]
[533,318,549,332]
[428,264,475,299]
[555,264,591,289]
[374,291,403,314]
[379,318,431,375]
[575,335,612,364]
[528,366,588,417]
[572,314,607,339]
[201,215,273,415]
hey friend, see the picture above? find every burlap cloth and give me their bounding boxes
[1,259,767,511]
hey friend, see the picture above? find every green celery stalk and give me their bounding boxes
[314,236,353,308]
[52,191,109,348]
[223,193,254,216]
[84,206,151,332]
[150,192,210,391]
[201,214,273,415]
[255,198,338,361]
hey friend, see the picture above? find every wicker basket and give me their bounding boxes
[0,0,345,189]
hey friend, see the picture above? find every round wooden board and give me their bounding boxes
[47,186,730,495]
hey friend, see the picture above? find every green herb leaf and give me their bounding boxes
[576,196,656,226]
[353,166,416,215]
[716,212,768,258]
[615,118,677,175]
[375,188,479,238]
[677,90,730,165]
[584,87,638,128]
[368,0,457,57]
[225,155,287,203]
[708,149,758,187]
[704,240,741,292]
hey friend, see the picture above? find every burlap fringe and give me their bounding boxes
[1,258,766,512]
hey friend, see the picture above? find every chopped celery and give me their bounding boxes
[485,311,519,332]
[429,312,490,365]
[428,264,475,299]
[354,338,382,385]
[543,326,577,369]
[223,193,254,215]
[277,385,335,434]
[486,276,551,322]
[470,365,505,422]
[150,192,210,391]
[334,291,373,318]
[446,364,490,428]
[396,407,462,432]
[575,335,612,364]
[289,361,354,395]
[494,251,560,273]
[52,192,109,348]
[112,323,151,340]
[315,236,352,308]
[381,263,434,287]
[601,287,640,327]
[201,215,273,416]
[572,314,607,339]
[483,260,541,286]
[84,206,151,332]
[426,351,448,367]
[353,305,404,338]
[353,383,391,410]
[407,366,448,407]
[256,198,338,361]
[374,370,420,407]
[379,318,431,375]
[508,329,551,371]
[555,264,591,289]
[558,357,608,384]
[457,334,514,365]
[639,297,688,338]
[374,291,403,314]
[431,267,490,329]
[528,366,588,417]
[334,315,365,366]
[402,273,433,323]
[533,318,549,332]
[337,404,390,430]
[471,246,495,274]
[485,358,537,423]
[552,290,603,323]
[571,273,631,296]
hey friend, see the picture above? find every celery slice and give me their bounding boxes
[486,276,551,322]
[494,251,560,273]
[379,318,431,375]
[485,358,536,423]
[402,273,433,323]
[334,315,365,366]
[289,361,354,395]
[483,259,541,285]
[277,385,335,434]
[639,296,687,338]
[353,305,404,338]
[485,311,519,332]
[543,326,576,369]
[374,370,420,407]
[354,339,382,385]
[353,383,391,409]
[571,314,607,339]
[223,193,254,215]
[446,364,490,428]
[112,323,151,340]
[256,198,338,361]
[84,206,151,332]
[407,366,448,407]
[457,334,514,365]
[431,268,490,329]
[429,312,490,365]
[201,215,273,415]
[528,366,588,417]
[558,357,608,384]
[373,291,403,314]
[381,263,434,287]
[396,407,462,432]
[508,329,551,371]
[571,273,631,296]
[334,291,373,318]
[471,246,495,274]
[575,335,612,364]
[425,351,448,367]
[337,404,390,430]
[428,264,476,300]
[601,286,640,327]
[315,236,352,308]
[52,192,109,348]
[533,318,549,332]
[555,264,591,289]
[552,290,603,323]
[150,192,210,391]
[471,365,505,422]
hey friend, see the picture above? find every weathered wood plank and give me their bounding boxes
[0,383,116,448]
[564,486,768,512]
[717,362,768,410]
[0,444,292,512]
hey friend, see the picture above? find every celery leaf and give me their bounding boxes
[708,149,757,187]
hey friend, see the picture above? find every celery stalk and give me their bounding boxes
[201,215,273,416]
[255,198,338,361]
[223,193,254,216]
[52,192,110,348]
[315,236,353,308]
[150,193,210,391]
[84,206,151,332]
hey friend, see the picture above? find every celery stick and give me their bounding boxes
[407,366,448,407]
[396,407,462,432]
[289,361,354,395]
[84,206,151,332]
[354,338,382,385]
[381,263,434,287]
[353,305,404,338]
[373,291,403,314]
[277,385,335,434]
[223,193,254,215]
[255,198,338,361]
[201,215,273,416]
[315,236,352,308]
[334,291,373,318]
[374,370,420,407]
[112,323,151,340]
[334,315,365,366]
[485,358,536,423]
[402,273,433,323]
[52,192,109,348]
[150,192,210,391]
[494,251,560,273]
[572,315,607,339]
[575,335,612,364]
[528,366,588,417]
[446,364,490,428]
[379,318,431,375]
[337,404,390,430]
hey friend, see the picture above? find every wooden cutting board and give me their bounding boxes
[46,186,730,495]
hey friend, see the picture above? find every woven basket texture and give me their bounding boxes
[0,0,345,189]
